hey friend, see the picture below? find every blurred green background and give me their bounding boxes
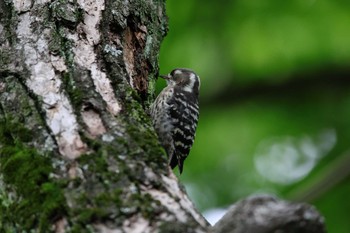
[158,1,350,232]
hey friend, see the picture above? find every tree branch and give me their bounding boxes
[212,195,326,233]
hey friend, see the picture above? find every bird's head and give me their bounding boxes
[160,68,200,95]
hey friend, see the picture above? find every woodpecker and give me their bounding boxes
[150,68,200,173]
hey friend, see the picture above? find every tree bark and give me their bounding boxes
[0,0,208,232]
[0,0,327,233]
[211,195,326,233]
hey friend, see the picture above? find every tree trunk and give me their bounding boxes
[0,0,208,232]
[0,0,327,233]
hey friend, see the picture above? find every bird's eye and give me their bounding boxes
[170,70,177,77]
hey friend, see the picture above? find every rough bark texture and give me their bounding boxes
[0,0,327,233]
[211,195,326,233]
[0,0,208,232]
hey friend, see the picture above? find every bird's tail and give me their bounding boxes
[169,153,183,174]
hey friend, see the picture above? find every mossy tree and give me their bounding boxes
[0,0,208,232]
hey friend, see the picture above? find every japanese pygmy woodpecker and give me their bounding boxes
[150,68,200,173]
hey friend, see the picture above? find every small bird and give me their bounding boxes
[150,68,200,173]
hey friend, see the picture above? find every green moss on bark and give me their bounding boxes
[1,0,175,230]
[0,0,16,46]
[50,0,83,27]
[62,123,166,229]
[0,119,66,232]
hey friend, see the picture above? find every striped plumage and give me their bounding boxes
[150,68,200,174]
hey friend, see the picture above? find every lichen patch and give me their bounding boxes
[122,216,150,233]
[13,0,32,13]
[51,55,68,72]
[16,11,87,159]
[147,188,186,223]
[71,0,121,115]
[81,108,107,138]
[161,174,208,227]
[91,64,122,115]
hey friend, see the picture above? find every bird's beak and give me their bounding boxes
[159,74,170,80]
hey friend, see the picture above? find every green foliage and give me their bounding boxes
[160,0,350,98]
[160,1,350,232]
